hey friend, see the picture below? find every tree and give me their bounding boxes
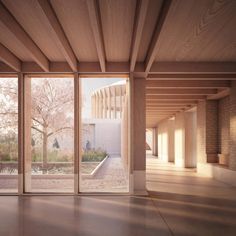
[0,78,18,163]
[31,78,74,173]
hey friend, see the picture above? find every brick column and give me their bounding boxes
[229,81,236,170]
[197,100,218,164]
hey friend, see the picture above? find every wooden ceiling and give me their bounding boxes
[0,0,236,127]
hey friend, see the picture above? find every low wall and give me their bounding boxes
[197,163,236,187]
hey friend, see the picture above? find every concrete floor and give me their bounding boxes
[146,155,236,236]
[0,155,236,236]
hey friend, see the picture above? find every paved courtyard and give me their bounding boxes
[0,156,129,193]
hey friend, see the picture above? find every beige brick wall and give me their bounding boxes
[218,96,230,155]
[197,100,218,163]
[197,101,207,163]
[229,81,236,170]
[206,100,218,155]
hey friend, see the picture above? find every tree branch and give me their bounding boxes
[32,117,44,126]
[47,127,72,137]
[31,126,44,134]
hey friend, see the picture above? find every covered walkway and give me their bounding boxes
[146,154,236,235]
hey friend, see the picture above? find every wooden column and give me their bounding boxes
[95,92,99,118]
[114,87,117,119]
[91,94,95,118]
[99,91,103,118]
[120,85,123,118]
[74,73,80,193]
[130,74,146,194]
[108,87,111,118]
[18,73,24,194]
[102,89,107,118]
[24,75,32,192]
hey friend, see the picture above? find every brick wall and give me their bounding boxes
[206,100,218,155]
[197,100,218,163]
[218,96,230,155]
[230,81,236,170]
[197,101,206,163]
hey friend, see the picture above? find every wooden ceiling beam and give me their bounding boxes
[147,111,175,114]
[146,100,198,104]
[0,1,49,72]
[149,62,236,74]
[0,43,21,72]
[147,73,236,80]
[147,110,181,113]
[145,0,172,73]
[37,0,77,72]
[130,0,149,71]
[146,102,190,108]
[207,88,230,100]
[146,88,217,95]
[146,95,206,100]
[0,61,130,74]
[146,80,230,89]
[86,0,106,72]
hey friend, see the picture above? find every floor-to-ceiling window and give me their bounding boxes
[0,77,18,193]
[79,77,129,193]
[0,75,130,194]
[25,77,74,193]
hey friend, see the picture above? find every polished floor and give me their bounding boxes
[0,195,171,236]
[0,156,236,236]
[146,155,236,236]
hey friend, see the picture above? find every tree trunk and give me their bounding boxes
[42,132,48,174]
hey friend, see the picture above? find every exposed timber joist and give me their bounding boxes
[146,80,230,89]
[146,104,190,107]
[149,62,236,74]
[147,73,236,80]
[130,0,149,71]
[86,0,106,72]
[0,1,49,72]
[0,43,21,71]
[207,88,230,100]
[146,95,206,100]
[145,0,172,73]
[0,62,130,74]
[37,0,77,72]
[146,100,198,104]
[146,88,217,95]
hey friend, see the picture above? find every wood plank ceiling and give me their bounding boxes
[0,0,236,127]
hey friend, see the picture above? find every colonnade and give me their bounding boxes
[91,83,126,119]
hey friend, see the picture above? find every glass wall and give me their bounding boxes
[0,77,18,193]
[0,75,130,194]
[26,77,74,193]
[80,77,129,193]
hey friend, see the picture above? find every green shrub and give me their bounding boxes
[0,153,11,161]
[82,148,107,162]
